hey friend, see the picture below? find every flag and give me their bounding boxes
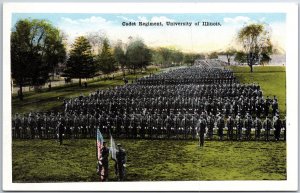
[110,134,117,161]
[96,128,104,161]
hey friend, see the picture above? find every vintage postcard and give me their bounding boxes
[2,2,298,191]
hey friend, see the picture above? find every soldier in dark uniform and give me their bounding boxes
[206,113,215,140]
[36,113,43,139]
[263,116,272,141]
[123,114,130,138]
[235,113,243,141]
[226,115,234,140]
[272,97,279,116]
[28,113,36,139]
[264,96,271,117]
[57,121,65,145]
[273,114,282,141]
[253,116,262,140]
[115,144,127,181]
[140,115,147,139]
[190,115,197,140]
[14,114,21,139]
[181,115,188,139]
[198,116,207,147]
[216,114,225,140]
[244,113,253,140]
[165,115,172,139]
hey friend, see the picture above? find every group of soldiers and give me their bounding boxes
[12,62,286,142]
[97,142,127,181]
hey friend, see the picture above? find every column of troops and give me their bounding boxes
[12,64,286,141]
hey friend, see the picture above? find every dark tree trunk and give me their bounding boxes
[249,65,253,73]
[226,54,230,65]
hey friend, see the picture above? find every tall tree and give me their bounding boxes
[126,39,151,74]
[234,51,247,64]
[64,36,96,86]
[238,23,273,72]
[11,18,66,100]
[96,39,117,75]
[113,41,127,77]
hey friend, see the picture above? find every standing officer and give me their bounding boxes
[57,120,65,145]
[198,116,207,147]
[115,144,127,181]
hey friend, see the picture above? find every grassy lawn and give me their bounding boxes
[229,65,286,116]
[12,139,286,182]
[12,66,160,114]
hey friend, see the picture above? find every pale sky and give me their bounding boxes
[12,13,286,53]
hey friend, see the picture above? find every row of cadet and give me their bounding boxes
[12,111,285,141]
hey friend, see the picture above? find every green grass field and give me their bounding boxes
[12,139,286,182]
[229,65,286,116]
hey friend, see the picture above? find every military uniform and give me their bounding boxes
[115,144,127,181]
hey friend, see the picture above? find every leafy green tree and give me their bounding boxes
[183,53,205,65]
[11,18,66,100]
[126,39,151,74]
[238,23,273,72]
[64,36,96,86]
[113,41,127,77]
[170,50,184,66]
[234,51,247,64]
[96,39,117,76]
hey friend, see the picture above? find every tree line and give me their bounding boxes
[11,19,274,100]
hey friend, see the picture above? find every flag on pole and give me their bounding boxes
[110,134,117,161]
[96,128,104,161]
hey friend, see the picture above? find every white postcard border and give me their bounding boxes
[2,2,298,191]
